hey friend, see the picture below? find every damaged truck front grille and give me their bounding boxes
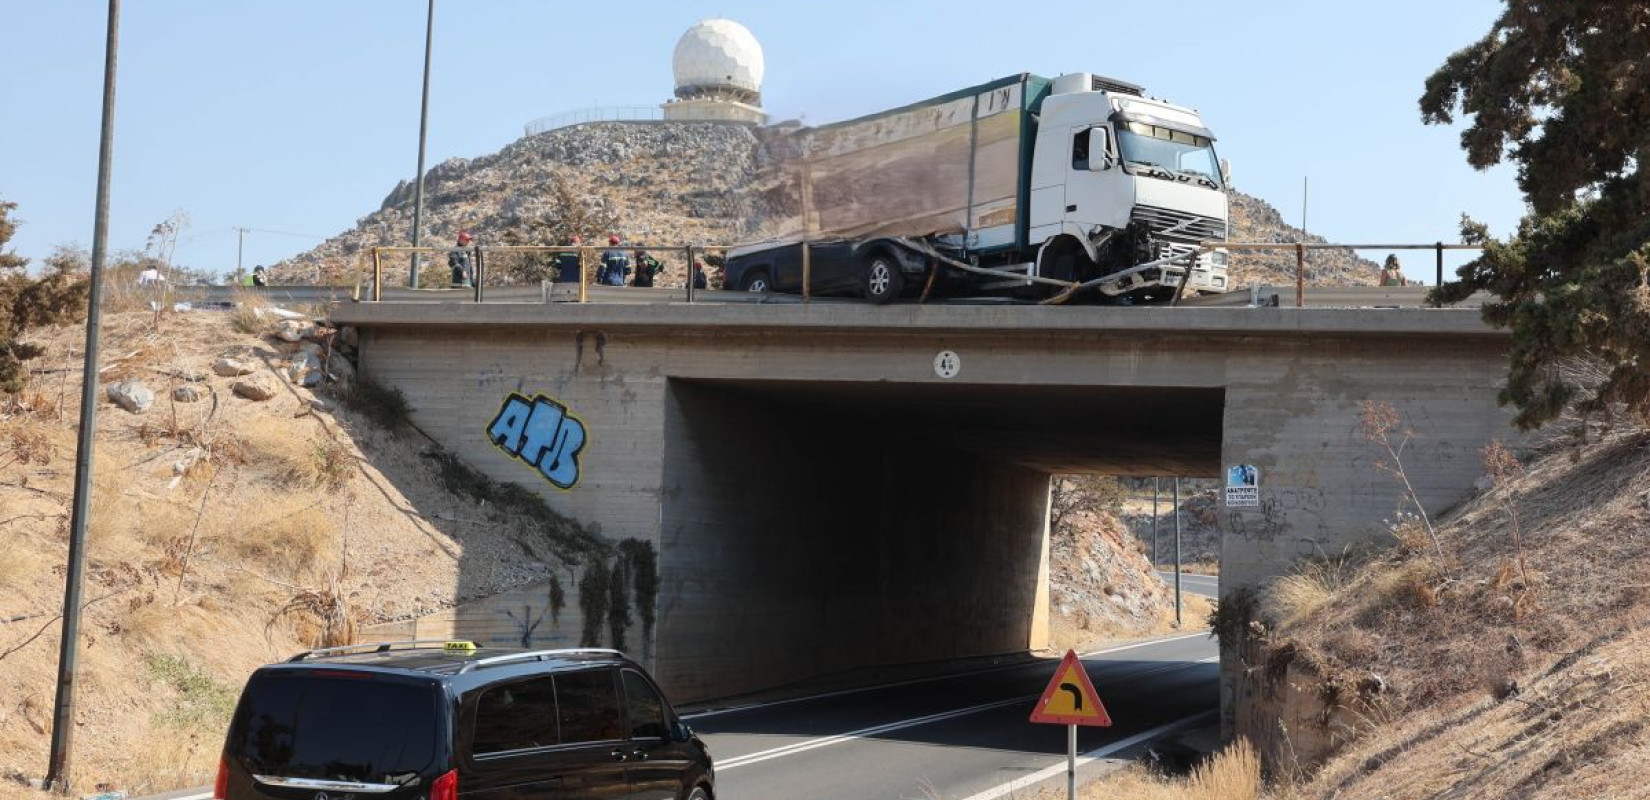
[1131,206,1226,244]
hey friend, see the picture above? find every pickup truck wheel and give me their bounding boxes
[864,254,904,304]
[683,788,709,800]
[741,270,771,293]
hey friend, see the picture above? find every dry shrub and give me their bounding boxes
[228,288,274,336]
[86,474,192,565]
[1265,558,1353,627]
[239,416,353,492]
[0,532,50,591]
[114,735,221,797]
[225,503,338,578]
[1079,739,1266,800]
[269,578,359,649]
[1370,558,1442,612]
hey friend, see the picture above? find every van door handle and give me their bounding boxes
[1065,204,1077,212]
[610,749,630,762]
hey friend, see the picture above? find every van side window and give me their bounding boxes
[472,677,559,755]
[622,669,667,740]
[556,669,624,744]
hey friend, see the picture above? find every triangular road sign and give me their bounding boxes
[1029,650,1112,726]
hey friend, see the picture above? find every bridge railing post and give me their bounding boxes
[1295,243,1305,308]
[473,245,484,303]
[579,247,590,303]
[371,247,384,302]
[685,245,696,303]
[802,240,812,302]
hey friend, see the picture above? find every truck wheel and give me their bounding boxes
[741,270,771,293]
[864,254,904,304]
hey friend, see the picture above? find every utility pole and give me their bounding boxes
[46,0,119,791]
[408,0,435,287]
[1151,477,1160,567]
[1173,477,1183,627]
[234,226,248,279]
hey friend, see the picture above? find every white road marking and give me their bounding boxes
[955,708,1220,800]
[713,657,1218,772]
[169,793,211,800]
[715,696,1032,771]
[684,632,1210,721]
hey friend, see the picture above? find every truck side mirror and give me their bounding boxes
[1219,158,1232,185]
[1087,128,1113,171]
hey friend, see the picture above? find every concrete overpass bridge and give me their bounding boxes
[328,300,1510,722]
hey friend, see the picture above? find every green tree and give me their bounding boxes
[0,200,29,272]
[1,202,89,393]
[1422,2,1650,430]
[1049,475,1126,536]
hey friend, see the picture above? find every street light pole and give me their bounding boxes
[45,0,120,791]
[408,0,435,287]
[1173,477,1183,627]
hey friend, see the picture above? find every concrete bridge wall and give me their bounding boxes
[333,302,1512,712]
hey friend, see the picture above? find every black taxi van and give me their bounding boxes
[214,642,713,800]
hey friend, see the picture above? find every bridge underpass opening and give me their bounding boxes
[658,378,1224,701]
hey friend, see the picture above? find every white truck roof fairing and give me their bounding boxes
[1111,96,1213,139]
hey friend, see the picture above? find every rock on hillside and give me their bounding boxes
[1227,189,1379,288]
[275,121,1376,290]
[1049,506,1206,648]
[271,123,772,285]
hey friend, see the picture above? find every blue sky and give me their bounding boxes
[0,1,1518,282]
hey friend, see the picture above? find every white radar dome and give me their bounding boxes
[672,19,765,100]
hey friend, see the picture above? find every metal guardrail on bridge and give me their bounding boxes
[184,240,1483,310]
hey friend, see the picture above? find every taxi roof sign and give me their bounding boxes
[443,641,478,653]
[1029,650,1111,727]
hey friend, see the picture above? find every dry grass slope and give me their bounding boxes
[1244,429,1650,799]
[0,310,597,793]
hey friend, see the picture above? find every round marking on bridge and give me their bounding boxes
[934,350,961,379]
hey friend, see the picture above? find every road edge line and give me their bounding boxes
[955,709,1219,800]
[714,657,1217,772]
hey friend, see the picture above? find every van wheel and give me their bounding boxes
[741,270,771,293]
[864,254,904,304]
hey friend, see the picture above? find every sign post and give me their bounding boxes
[1030,650,1112,799]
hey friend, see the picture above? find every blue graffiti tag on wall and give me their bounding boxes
[487,392,587,489]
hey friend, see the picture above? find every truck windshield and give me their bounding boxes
[1117,121,1221,187]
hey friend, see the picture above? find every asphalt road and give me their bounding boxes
[130,635,1216,800]
[1156,571,1220,599]
[684,633,1218,800]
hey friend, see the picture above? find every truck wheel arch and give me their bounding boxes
[1035,231,1099,280]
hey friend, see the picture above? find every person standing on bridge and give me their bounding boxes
[599,235,631,287]
[1380,254,1406,287]
[449,231,476,288]
[631,246,663,288]
[554,235,584,284]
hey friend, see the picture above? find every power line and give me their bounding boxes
[242,226,329,240]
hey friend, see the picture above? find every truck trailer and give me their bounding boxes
[725,72,1230,303]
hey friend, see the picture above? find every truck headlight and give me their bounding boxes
[1210,250,1229,267]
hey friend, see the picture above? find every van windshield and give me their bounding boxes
[230,672,440,786]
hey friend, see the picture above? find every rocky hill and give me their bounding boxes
[274,121,1376,290]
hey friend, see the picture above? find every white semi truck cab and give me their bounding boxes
[1026,73,1230,297]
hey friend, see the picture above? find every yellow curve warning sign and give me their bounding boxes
[1029,650,1112,727]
